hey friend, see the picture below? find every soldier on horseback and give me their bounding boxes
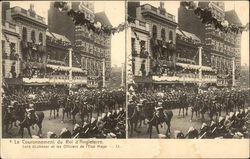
[25,104,39,129]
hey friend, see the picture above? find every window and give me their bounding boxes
[31,30,36,43]
[39,33,43,45]
[131,38,135,51]
[152,25,157,38]
[140,40,146,51]
[2,40,5,54]
[22,27,27,41]
[161,28,166,40]
[10,43,16,56]
[169,31,173,41]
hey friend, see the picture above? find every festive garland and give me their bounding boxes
[180,1,249,34]
[54,2,126,36]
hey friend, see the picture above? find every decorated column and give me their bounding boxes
[121,62,124,87]
[232,57,235,87]
[102,58,105,87]
[198,46,202,87]
[69,48,73,89]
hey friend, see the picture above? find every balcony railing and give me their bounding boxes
[130,19,149,32]
[2,21,19,33]
[141,4,176,22]
[22,76,87,84]
[11,6,46,24]
[152,74,217,83]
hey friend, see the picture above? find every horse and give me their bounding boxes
[49,95,59,119]
[144,102,173,138]
[71,103,79,124]
[208,101,221,121]
[79,104,93,124]
[178,93,188,117]
[128,103,140,136]
[61,98,71,122]
[3,107,16,134]
[13,106,44,138]
[190,97,201,121]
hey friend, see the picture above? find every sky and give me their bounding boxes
[10,1,125,67]
[10,1,249,66]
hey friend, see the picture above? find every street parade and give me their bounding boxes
[2,86,126,138]
[128,85,249,138]
[1,1,126,139]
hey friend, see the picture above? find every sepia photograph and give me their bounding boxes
[1,1,126,139]
[127,1,249,139]
[1,0,250,158]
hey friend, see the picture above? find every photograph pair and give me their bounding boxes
[1,1,249,140]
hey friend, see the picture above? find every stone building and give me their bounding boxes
[178,1,242,87]
[48,2,112,87]
[128,2,178,86]
[3,3,47,82]
[2,21,20,78]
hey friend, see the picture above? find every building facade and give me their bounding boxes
[178,1,242,87]
[48,2,112,88]
[46,31,87,86]
[3,4,47,84]
[128,2,217,88]
[128,2,178,86]
[2,21,20,78]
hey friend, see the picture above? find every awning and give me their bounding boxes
[46,64,86,73]
[176,63,216,72]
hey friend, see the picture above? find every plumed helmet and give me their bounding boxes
[73,124,80,131]
[218,116,225,123]
[201,123,208,130]
[187,127,195,133]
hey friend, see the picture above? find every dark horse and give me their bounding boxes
[178,93,188,117]
[49,95,60,119]
[61,98,71,122]
[128,102,140,137]
[146,106,173,138]
[3,107,16,134]
[71,103,79,124]
[13,107,44,138]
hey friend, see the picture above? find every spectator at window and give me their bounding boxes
[132,58,135,75]
[140,60,146,76]
[152,25,157,39]
[10,62,16,78]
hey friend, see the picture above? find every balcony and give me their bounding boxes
[22,76,87,85]
[152,74,217,83]
[11,7,47,28]
[47,59,66,65]
[130,19,149,32]
[2,21,19,34]
[141,4,176,23]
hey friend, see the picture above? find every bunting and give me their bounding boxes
[180,1,249,34]
[54,2,127,36]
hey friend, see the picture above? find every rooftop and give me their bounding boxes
[46,31,71,43]
[176,28,201,42]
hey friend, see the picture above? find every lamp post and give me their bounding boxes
[198,46,202,89]
[69,48,73,92]
[232,57,235,87]
[121,62,124,87]
[102,58,105,87]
